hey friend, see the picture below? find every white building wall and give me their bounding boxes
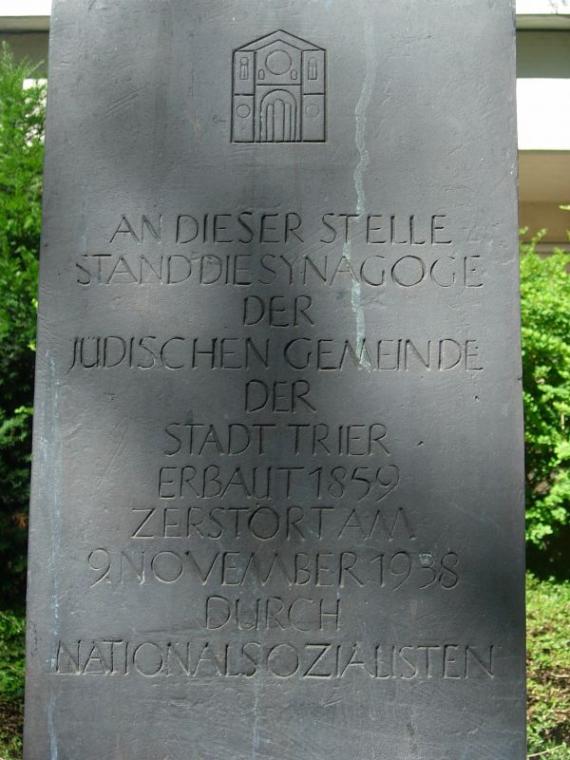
[517,0,569,13]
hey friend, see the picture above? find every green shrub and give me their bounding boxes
[0,44,44,607]
[527,574,570,756]
[0,611,25,701]
[0,697,23,760]
[0,611,25,759]
[520,234,570,556]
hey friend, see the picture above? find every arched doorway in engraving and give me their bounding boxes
[259,90,300,143]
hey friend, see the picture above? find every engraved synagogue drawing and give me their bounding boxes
[232,30,326,143]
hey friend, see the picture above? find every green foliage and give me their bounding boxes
[0,709,23,760]
[527,574,570,756]
[0,611,24,760]
[528,744,570,760]
[0,612,25,701]
[520,234,570,552]
[0,44,45,606]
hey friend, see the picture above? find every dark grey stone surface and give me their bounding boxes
[24,1,525,758]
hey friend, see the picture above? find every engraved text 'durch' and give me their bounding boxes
[232,30,326,143]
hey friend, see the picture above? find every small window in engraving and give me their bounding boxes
[240,57,249,79]
[308,57,318,80]
[236,104,251,118]
[258,69,265,80]
[291,69,298,80]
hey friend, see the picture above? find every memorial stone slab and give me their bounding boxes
[25,1,526,758]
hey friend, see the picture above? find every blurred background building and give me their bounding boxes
[0,0,568,249]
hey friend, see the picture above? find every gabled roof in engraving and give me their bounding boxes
[237,30,323,53]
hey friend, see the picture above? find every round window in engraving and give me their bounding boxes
[236,104,251,118]
[305,103,320,118]
[265,49,293,75]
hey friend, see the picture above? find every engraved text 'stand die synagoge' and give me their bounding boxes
[232,30,326,143]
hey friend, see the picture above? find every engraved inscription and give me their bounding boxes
[25,3,525,755]
[54,639,496,680]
